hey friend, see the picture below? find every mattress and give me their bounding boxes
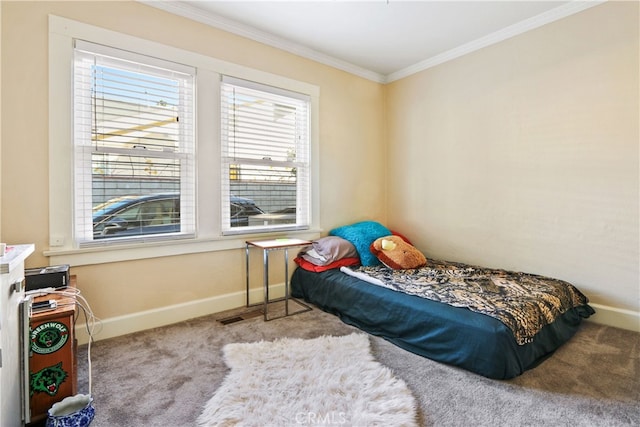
[290,266,594,379]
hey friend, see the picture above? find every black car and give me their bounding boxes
[92,193,264,238]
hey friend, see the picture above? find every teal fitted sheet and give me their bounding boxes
[291,267,594,379]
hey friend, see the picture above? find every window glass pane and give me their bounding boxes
[91,67,181,152]
[91,153,181,202]
[221,76,310,233]
[92,196,180,239]
[74,41,195,245]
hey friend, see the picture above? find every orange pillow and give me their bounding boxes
[390,230,413,245]
[370,235,426,270]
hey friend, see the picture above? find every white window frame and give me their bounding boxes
[73,40,197,246]
[220,76,311,235]
[46,15,320,266]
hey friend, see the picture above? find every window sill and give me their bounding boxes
[43,230,322,267]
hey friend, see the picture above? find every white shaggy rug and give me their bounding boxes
[198,333,418,426]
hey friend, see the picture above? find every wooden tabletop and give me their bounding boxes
[246,238,311,250]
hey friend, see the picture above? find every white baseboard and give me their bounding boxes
[75,284,285,345]
[587,303,640,333]
[76,289,639,345]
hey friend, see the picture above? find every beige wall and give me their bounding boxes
[387,2,639,318]
[0,1,386,326]
[1,1,638,337]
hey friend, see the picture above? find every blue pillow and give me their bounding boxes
[329,221,391,266]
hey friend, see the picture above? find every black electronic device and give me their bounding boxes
[31,299,58,313]
[25,264,70,291]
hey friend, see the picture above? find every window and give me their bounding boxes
[48,16,320,265]
[220,77,311,234]
[73,41,195,246]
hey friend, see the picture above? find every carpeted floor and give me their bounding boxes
[76,303,639,426]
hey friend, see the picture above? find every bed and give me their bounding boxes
[290,221,595,380]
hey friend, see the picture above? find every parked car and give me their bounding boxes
[92,193,264,238]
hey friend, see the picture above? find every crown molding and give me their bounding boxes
[386,0,607,83]
[140,0,606,85]
[139,0,387,83]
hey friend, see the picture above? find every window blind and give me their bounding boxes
[220,76,310,234]
[73,40,196,245]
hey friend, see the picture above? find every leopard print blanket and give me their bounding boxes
[351,259,590,345]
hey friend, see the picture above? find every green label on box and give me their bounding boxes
[31,321,69,354]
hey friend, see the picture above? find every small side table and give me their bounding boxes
[246,238,313,321]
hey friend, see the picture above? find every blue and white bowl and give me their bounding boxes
[46,394,95,427]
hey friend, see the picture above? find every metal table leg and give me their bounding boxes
[245,243,250,307]
[263,248,269,321]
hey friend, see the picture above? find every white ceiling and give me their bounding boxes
[144,1,604,83]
